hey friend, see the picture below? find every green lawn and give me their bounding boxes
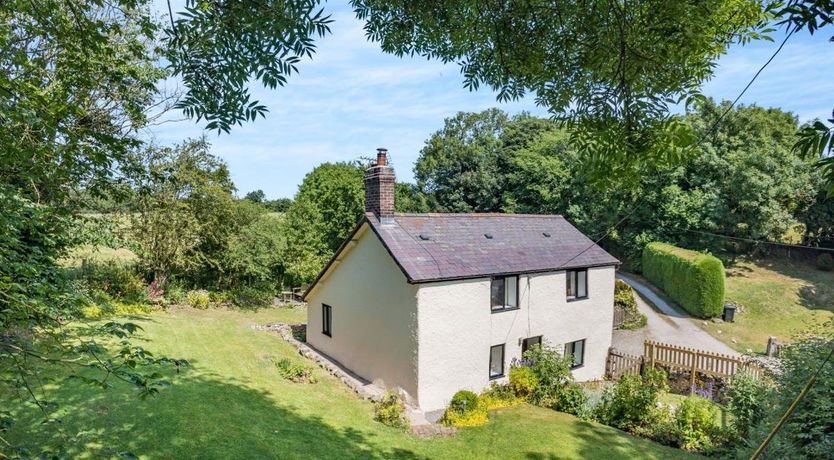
[3,307,696,459]
[702,256,834,354]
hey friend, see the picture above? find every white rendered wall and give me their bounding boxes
[416,266,615,414]
[306,224,420,400]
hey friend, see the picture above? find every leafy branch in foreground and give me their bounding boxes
[164,0,333,133]
[351,0,770,174]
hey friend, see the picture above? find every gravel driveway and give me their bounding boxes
[612,273,739,357]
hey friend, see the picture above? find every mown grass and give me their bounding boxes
[702,256,834,354]
[3,307,697,459]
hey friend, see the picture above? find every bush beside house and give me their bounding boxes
[642,242,725,318]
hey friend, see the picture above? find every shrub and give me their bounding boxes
[523,343,575,407]
[374,391,409,429]
[672,395,720,451]
[442,390,488,427]
[164,280,186,305]
[816,253,833,271]
[480,383,522,410]
[80,301,159,319]
[725,370,769,438]
[554,382,589,416]
[509,365,539,398]
[614,280,648,329]
[76,258,147,303]
[230,284,275,309]
[642,242,725,318]
[595,368,669,432]
[274,358,317,383]
[186,289,210,309]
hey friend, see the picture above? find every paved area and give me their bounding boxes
[612,273,739,357]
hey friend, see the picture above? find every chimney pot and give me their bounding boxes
[376,148,388,166]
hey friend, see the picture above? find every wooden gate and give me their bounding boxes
[605,347,644,380]
[644,340,765,385]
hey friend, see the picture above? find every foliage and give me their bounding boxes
[129,139,236,282]
[522,343,577,409]
[186,290,211,309]
[642,242,725,318]
[373,391,409,429]
[244,190,267,203]
[741,326,834,459]
[353,0,768,173]
[554,382,590,417]
[282,162,365,284]
[672,395,720,452]
[816,253,834,271]
[594,368,669,432]
[81,302,160,319]
[615,280,647,329]
[441,390,488,428]
[274,358,317,384]
[509,365,539,398]
[165,0,332,132]
[411,104,825,268]
[725,370,770,438]
[479,383,523,410]
[414,109,508,212]
[74,259,148,304]
[225,212,287,288]
[395,183,431,213]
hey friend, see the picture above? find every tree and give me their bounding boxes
[282,162,365,284]
[129,139,236,284]
[353,0,768,171]
[267,197,294,212]
[244,190,267,204]
[1,2,183,454]
[415,109,508,212]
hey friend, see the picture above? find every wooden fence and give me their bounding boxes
[605,347,643,380]
[606,340,765,384]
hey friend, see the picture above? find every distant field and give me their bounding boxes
[701,256,834,354]
[59,245,138,268]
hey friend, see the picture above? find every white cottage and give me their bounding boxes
[304,149,619,419]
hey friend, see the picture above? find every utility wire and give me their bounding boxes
[680,229,834,253]
[751,344,834,459]
[706,29,795,138]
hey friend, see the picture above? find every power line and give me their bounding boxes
[680,228,834,253]
[706,29,795,137]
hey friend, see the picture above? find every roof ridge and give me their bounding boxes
[394,212,564,218]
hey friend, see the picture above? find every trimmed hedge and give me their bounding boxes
[642,242,725,318]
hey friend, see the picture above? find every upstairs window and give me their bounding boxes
[491,276,519,312]
[565,339,585,369]
[566,269,588,300]
[322,304,332,337]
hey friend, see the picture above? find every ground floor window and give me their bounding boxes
[564,339,585,368]
[489,344,505,379]
[522,336,542,356]
[322,304,332,337]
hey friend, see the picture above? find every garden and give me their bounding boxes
[2,307,696,459]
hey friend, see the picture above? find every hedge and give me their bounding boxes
[642,242,725,318]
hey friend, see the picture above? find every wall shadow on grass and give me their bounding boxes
[6,368,424,459]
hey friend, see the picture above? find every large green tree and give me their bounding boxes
[282,162,365,284]
[415,108,508,212]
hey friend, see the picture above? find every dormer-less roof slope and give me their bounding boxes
[368,213,619,283]
[305,212,620,300]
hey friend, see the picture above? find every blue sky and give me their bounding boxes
[149,2,834,199]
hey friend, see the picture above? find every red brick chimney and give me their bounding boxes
[364,148,395,218]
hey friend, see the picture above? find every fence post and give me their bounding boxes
[690,351,699,389]
[639,355,645,377]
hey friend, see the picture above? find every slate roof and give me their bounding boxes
[305,213,619,297]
